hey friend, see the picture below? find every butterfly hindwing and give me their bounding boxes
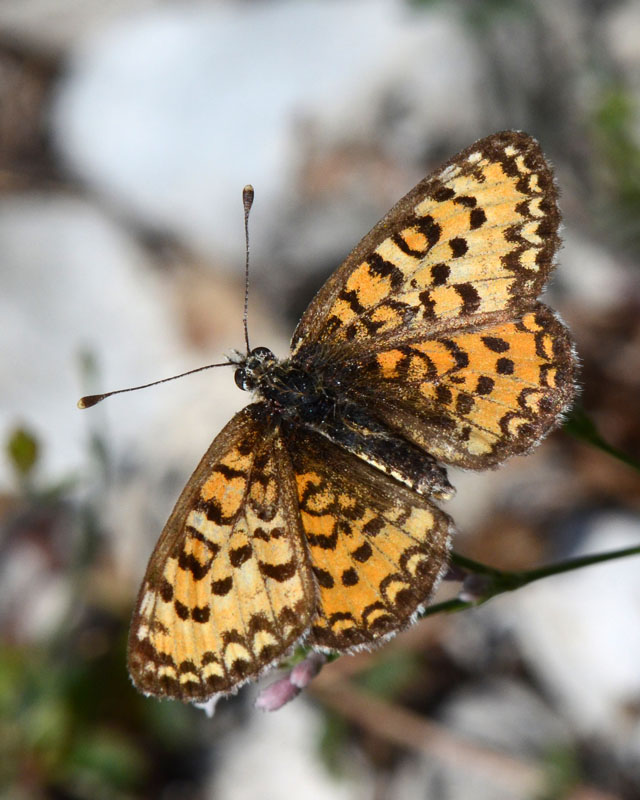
[284,424,453,651]
[127,404,315,702]
[348,302,576,469]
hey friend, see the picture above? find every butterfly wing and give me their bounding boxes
[290,130,575,468]
[292,130,560,357]
[127,404,315,702]
[283,423,453,651]
[345,302,576,469]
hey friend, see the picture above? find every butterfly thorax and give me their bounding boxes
[235,346,454,500]
[234,346,332,421]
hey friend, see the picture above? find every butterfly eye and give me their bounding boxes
[250,346,274,363]
[234,367,252,391]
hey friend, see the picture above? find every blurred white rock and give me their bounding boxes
[0,193,180,487]
[440,677,570,757]
[558,228,631,312]
[391,753,519,800]
[0,189,279,585]
[605,0,640,79]
[50,0,482,271]
[397,678,571,800]
[501,511,640,739]
[212,697,368,800]
[0,505,77,642]
[604,1,640,145]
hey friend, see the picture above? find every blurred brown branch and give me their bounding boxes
[310,665,618,800]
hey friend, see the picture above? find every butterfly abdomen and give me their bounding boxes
[294,404,455,501]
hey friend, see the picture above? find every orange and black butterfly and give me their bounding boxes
[117,131,576,702]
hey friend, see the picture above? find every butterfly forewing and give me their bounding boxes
[291,130,561,359]
[127,404,315,702]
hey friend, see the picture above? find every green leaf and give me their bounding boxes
[65,729,145,792]
[7,427,39,479]
[317,711,350,776]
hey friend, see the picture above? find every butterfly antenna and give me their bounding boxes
[242,184,254,354]
[80,187,256,411]
[77,360,233,409]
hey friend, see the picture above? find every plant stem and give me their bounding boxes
[419,544,640,619]
[564,408,640,474]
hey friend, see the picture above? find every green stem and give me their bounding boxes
[420,544,640,619]
[563,408,640,474]
[420,596,472,618]
[502,545,640,583]
[450,552,506,577]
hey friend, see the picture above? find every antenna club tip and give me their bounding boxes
[77,394,101,409]
[242,185,255,208]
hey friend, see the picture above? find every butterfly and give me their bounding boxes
[124,130,577,703]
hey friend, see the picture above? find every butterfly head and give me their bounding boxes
[234,346,277,391]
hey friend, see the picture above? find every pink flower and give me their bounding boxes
[255,652,327,711]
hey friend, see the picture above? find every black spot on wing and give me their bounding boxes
[455,283,481,314]
[431,263,450,286]
[229,545,253,567]
[341,567,359,586]
[496,357,515,375]
[313,566,334,588]
[192,605,210,623]
[211,577,233,596]
[436,384,453,405]
[453,195,476,207]
[415,214,442,249]
[449,237,468,258]
[470,207,487,229]
[159,578,173,602]
[456,393,475,415]
[174,600,189,620]
[367,252,404,290]
[259,557,297,582]
[178,550,211,581]
[432,185,455,201]
[352,542,373,562]
[482,336,510,353]
[476,376,495,395]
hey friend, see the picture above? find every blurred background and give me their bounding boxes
[1,1,640,798]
